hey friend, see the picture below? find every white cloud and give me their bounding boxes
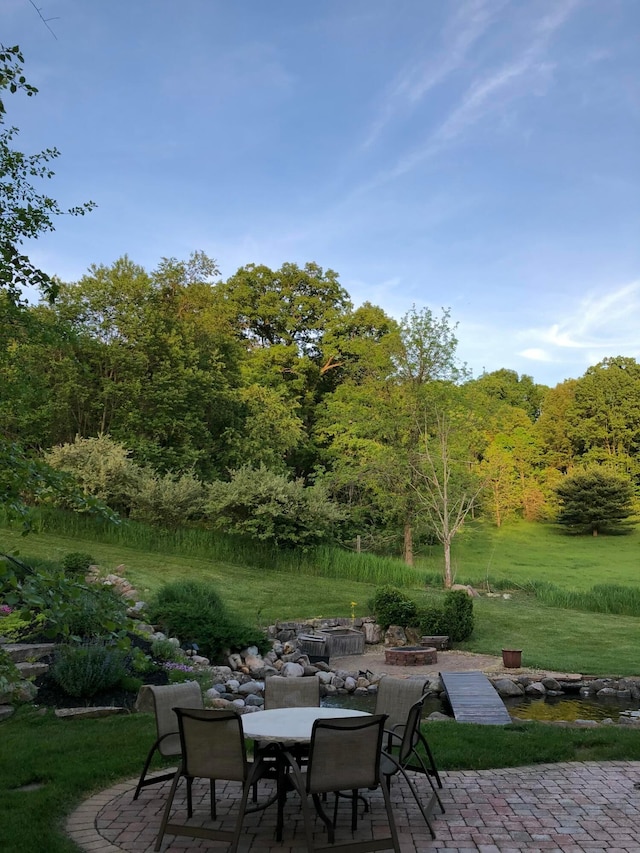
[364,0,581,187]
[539,281,640,350]
[519,348,553,362]
[363,0,501,147]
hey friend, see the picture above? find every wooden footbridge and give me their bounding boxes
[440,670,512,725]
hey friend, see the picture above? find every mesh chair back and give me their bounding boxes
[306,714,387,793]
[374,676,426,731]
[264,675,320,709]
[176,708,247,783]
[397,699,425,764]
[139,682,203,757]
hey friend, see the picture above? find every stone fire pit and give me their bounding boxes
[384,646,437,666]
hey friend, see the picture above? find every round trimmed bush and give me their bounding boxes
[148,580,267,662]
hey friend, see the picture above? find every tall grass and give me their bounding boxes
[532,581,640,617]
[26,508,424,588]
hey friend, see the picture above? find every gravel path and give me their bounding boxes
[332,645,581,681]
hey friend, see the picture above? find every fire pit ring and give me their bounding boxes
[384,646,437,666]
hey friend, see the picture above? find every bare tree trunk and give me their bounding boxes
[403,521,414,566]
[443,537,453,588]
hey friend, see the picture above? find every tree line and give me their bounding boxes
[1,44,638,575]
[2,252,639,550]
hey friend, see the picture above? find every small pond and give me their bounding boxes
[322,691,640,723]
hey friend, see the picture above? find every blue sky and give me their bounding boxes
[4,0,639,387]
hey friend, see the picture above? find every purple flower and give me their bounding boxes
[162,662,194,673]
[0,605,12,616]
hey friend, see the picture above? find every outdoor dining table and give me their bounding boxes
[242,706,370,842]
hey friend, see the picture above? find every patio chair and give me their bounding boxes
[133,682,203,800]
[264,674,320,709]
[154,708,269,853]
[380,697,445,840]
[254,674,321,798]
[283,714,401,853]
[374,675,441,787]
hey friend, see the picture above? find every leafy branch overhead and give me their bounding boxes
[0,44,95,305]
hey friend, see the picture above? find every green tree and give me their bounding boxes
[567,357,640,475]
[317,306,469,565]
[206,465,342,549]
[555,467,635,536]
[0,44,94,305]
[0,437,117,531]
[53,254,241,477]
[536,379,578,472]
[412,407,485,587]
[45,434,142,516]
[472,369,546,420]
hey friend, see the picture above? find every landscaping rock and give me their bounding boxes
[54,706,127,719]
[384,625,407,647]
[493,678,525,698]
[525,682,546,697]
[281,661,304,678]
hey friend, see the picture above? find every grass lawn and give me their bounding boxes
[419,519,640,591]
[2,519,640,851]
[3,520,640,675]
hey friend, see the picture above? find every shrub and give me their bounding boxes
[148,580,268,662]
[443,590,474,641]
[368,586,418,630]
[415,591,474,642]
[127,645,156,675]
[50,641,128,698]
[150,637,184,663]
[206,464,342,549]
[417,605,449,636]
[61,552,94,576]
[62,585,128,640]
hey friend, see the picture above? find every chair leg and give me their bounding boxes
[393,766,437,839]
[410,747,445,813]
[154,767,182,852]
[133,745,158,800]
[418,731,443,788]
[186,776,193,817]
[210,778,216,820]
[379,775,402,853]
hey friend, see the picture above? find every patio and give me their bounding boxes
[67,760,640,852]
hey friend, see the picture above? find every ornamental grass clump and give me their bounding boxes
[50,641,128,699]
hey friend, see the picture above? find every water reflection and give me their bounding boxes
[322,691,640,723]
[506,694,639,722]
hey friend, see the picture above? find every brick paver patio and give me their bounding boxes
[66,761,640,852]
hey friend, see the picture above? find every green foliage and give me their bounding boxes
[0,44,95,305]
[61,551,93,575]
[206,464,342,549]
[555,467,635,535]
[0,646,21,698]
[532,582,640,617]
[443,589,474,641]
[50,641,128,698]
[0,551,127,641]
[45,434,142,516]
[148,579,267,662]
[150,637,184,662]
[61,585,128,639]
[416,590,474,641]
[130,470,207,528]
[417,604,449,636]
[127,645,156,675]
[163,662,197,684]
[0,438,117,532]
[368,585,418,629]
